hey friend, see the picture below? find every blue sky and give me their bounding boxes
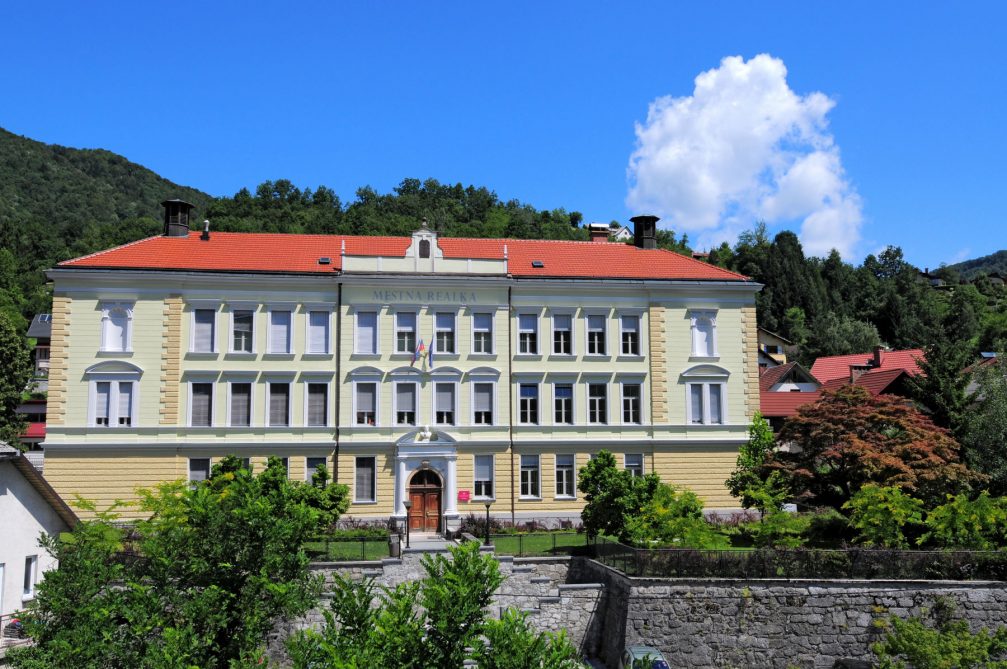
[2,2,1004,267]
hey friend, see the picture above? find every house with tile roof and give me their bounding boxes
[42,203,761,529]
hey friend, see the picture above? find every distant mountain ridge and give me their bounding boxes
[948,250,1007,279]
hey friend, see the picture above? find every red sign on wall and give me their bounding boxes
[457,489,471,502]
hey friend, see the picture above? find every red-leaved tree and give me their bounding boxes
[766,385,981,510]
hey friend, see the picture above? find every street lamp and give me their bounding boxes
[403,500,412,549]
[483,500,492,547]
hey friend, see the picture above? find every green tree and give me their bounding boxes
[10,457,341,669]
[288,542,580,669]
[873,613,1007,669]
[739,472,809,548]
[726,412,775,508]
[843,485,924,548]
[800,312,881,365]
[921,492,1007,550]
[577,450,660,542]
[959,359,1007,494]
[626,483,728,549]
[0,311,33,448]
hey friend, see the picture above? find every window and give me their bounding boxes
[230,383,252,427]
[688,382,726,425]
[435,312,456,354]
[555,454,575,498]
[520,455,540,498]
[552,314,573,355]
[355,311,378,354]
[691,311,718,357]
[23,555,37,599]
[100,303,132,352]
[307,311,330,354]
[472,313,493,354]
[587,315,607,355]
[232,310,254,353]
[268,382,290,426]
[620,315,640,356]
[92,380,137,427]
[269,310,292,354]
[554,384,573,424]
[95,381,110,426]
[355,456,376,502]
[625,453,644,478]
[191,383,214,427]
[355,382,377,426]
[188,458,211,482]
[622,383,642,424]
[474,455,494,498]
[518,314,538,354]
[117,383,133,426]
[307,383,328,426]
[473,382,493,424]
[306,456,328,483]
[395,383,417,425]
[395,312,417,354]
[435,383,455,425]
[192,309,216,352]
[588,383,607,424]
[518,383,539,424]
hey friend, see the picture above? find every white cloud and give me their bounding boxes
[626,54,863,258]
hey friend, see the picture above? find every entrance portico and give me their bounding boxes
[394,428,460,533]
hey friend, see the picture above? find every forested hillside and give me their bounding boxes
[949,250,1007,280]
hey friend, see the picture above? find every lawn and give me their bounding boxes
[487,532,589,557]
[305,537,389,561]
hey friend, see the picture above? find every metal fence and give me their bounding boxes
[587,536,1007,581]
[304,536,390,561]
[486,532,590,557]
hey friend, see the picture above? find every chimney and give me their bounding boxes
[873,346,885,368]
[200,219,211,241]
[162,199,195,237]
[630,215,659,249]
[587,222,610,243]
[850,364,870,383]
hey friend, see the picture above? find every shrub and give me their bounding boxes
[872,613,1007,668]
[803,508,853,547]
[626,483,729,549]
[844,485,924,548]
[921,491,1007,550]
[578,450,660,542]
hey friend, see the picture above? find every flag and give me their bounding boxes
[412,339,425,367]
[427,337,434,369]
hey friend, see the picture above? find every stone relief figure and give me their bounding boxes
[417,425,434,442]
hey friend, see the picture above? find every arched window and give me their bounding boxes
[419,239,431,258]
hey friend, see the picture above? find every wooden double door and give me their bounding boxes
[408,469,442,533]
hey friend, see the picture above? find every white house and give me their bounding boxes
[0,444,77,618]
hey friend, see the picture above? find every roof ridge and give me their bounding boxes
[60,234,163,266]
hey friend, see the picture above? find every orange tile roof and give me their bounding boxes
[59,232,750,282]
[821,368,908,396]
[760,391,822,418]
[810,349,924,384]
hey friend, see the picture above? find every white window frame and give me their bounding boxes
[434,311,457,354]
[226,378,255,427]
[266,306,294,355]
[394,381,419,426]
[22,555,37,600]
[686,381,728,425]
[552,381,575,425]
[620,381,644,425]
[99,302,134,353]
[584,312,608,357]
[517,381,540,425]
[266,380,293,427]
[353,308,380,355]
[471,311,495,355]
[394,310,419,355]
[554,454,577,499]
[187,380,216,427]
[352,380,380,427]
[305,308,333,355]
[354,455,377,503]
[88,378,140,428]
[519,454,541,499]
[470,380,496,426]
[624,453,645,477]
[228,305,257,354]
[586,381,608,425]
[550,311,575,356]
[432,380,459,426]
[618,312,643,357]
[517,312,539,355]
[189,307,218,353]
[689,310,719,358]
[188,457,212,483]
[473,454,495,500]
[303,378,332,427]
[305,456,328,482]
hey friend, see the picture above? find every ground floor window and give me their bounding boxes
[306,456,328,482]
[355,456,376,502]
[555,454,575,498]
[23,555,37,599]
[625,453,644,477]
[474,454,494,498]
[520,454,540,498]
[188,457,211,482]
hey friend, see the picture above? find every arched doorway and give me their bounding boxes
[408,469,442,532]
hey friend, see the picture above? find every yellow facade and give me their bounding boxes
[44,227,760,524]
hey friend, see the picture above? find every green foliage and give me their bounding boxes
[626,483,728,549]
[289,541,580,669]
[960,359,1007,494]
[726,412,775,508]
[0,310,33,448]
[843,485,924,549]
[799,312,881,365]
[739,473,809,548]
[577,450,660,542]
[873,613,1007,668]
[9,456,340,669]
[949,249,1007,281]
[921,492,1007,550]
